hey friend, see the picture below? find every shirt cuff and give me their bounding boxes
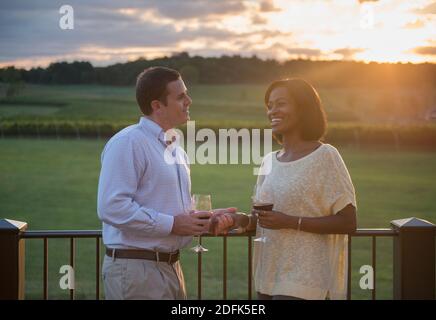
[154,212,175,236]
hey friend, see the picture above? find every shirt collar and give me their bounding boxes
[139,117,177,145]
[139,116,164,139]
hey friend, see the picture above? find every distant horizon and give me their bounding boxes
[1,0,435,69]
[2,52,436,72]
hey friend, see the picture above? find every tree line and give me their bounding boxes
[1,52,435,88]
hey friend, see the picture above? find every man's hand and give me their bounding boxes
[171,211,212,236]
[209,207,237,235]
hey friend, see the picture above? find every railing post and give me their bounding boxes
[0,219,28,300]
[391,217,436,300]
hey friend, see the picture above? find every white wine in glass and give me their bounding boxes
[190,194,211,253]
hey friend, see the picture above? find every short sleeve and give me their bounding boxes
[324,147,357,215]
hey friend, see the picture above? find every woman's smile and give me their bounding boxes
[270,117,283,126]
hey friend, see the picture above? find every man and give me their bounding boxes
[97,66,234,300]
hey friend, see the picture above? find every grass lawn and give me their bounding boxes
[1,84,432,126]
[1,138,436,299]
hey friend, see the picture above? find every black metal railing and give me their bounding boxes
[20,230,102,300]
[0,217,435,300]
[346,228,398,300]
[18,230,253,300]
[195,232,254,300]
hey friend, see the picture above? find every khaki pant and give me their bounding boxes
[257,292,304,300]
[102,255,187,300]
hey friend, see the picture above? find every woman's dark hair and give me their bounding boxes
[264,78,327,143]
[136,66,181,115]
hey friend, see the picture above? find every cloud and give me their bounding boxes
[1,0,435,67]
[152,0,248,19]
[414,2,436,15]
[250,44,323,60]
[0,9,179,60]
[0,1,245,63]
[287,47,322,57]
[259,0,281,12]
[414,46,436,55]
[334,48,365,60]
[251,14,268,25]
[404,19,426,29]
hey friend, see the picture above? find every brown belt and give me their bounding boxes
[106,248,180,264]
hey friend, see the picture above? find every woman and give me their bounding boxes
[216,78,357,300]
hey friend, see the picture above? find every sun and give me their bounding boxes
[257,0,435,63]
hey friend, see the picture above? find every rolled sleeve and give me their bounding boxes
[98,135,174,237]
[153,211,175,236]
[332,191,356,215]
[325,148,357,215]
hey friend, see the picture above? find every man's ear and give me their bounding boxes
[150,100,162,115]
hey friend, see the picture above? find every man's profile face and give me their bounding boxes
[160,78,192,129]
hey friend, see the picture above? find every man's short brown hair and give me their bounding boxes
[136,67,181,115]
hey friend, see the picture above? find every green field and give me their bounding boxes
[1,84,433,125]
[1,83,435,299]
[1,138,436,299]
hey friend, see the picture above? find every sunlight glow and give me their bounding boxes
[1,0,435,68]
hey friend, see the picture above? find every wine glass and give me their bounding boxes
[190,194,211,253]
[252,183,272,243]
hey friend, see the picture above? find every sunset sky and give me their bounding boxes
[0,0,435,69]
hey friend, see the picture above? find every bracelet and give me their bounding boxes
[297,217,303,231]
[245,214,252,229]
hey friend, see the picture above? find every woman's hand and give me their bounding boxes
[254,209,294,230]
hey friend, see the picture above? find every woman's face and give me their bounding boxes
[267,86,299,136]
